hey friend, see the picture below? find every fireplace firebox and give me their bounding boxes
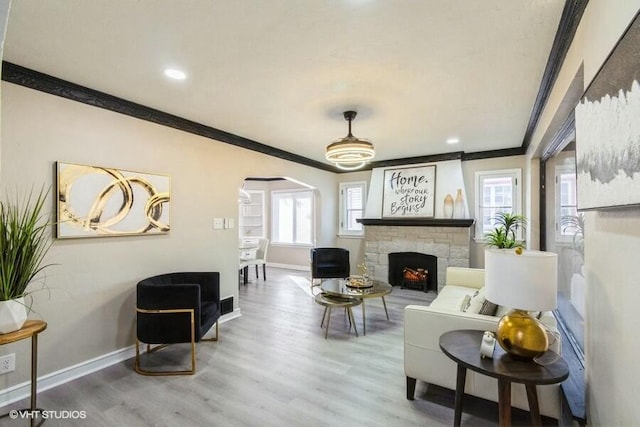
[388,252,438,293]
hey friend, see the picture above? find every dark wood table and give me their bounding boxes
[439,330,569,427]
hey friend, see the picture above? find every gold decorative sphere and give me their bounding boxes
[496,310,549,359]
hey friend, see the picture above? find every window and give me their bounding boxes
[339,181,366,237]
[555,164,578,242]
[474,169,522,240]
[271,190,314,245]
[546,147,584,353]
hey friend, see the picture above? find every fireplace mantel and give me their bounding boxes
[357,218,475,227]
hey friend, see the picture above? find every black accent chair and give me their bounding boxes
[310,248,350,286]
[135,272,220,376]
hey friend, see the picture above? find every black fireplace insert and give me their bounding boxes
[388,252,438,292]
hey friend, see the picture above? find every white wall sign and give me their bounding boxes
[382,165,436,218]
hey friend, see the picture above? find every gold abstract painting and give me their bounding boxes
[56,162,171,238]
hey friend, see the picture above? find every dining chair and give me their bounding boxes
[243,238,270,281]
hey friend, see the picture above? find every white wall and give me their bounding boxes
[0,82,339,391]
[528,1,640,425]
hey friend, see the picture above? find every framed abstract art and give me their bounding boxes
[575,11,640,210]
[56,162,171,238]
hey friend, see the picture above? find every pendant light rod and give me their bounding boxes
[344,111,357,137]
[325,110,375,170]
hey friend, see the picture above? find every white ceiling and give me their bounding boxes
[3,0,565,168]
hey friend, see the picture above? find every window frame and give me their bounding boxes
[338,181,367,238]
[474,168,523,241]
[554,163,578,243]
[270,189,315,247]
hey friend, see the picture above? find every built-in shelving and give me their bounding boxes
[239,190,265,240]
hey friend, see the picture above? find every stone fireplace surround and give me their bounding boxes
[359,219,474,291]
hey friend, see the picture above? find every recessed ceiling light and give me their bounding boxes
[446,137,460,144]
[164,68,187,80]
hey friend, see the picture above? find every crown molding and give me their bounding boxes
[2,0,589,178]
[521,0,589,152]
[1,61,340,173]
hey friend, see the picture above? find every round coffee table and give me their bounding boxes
[314,293,361,339]
[439,330,569,427]
[320,279,392,335]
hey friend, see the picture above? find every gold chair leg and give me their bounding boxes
[201,321,219,342]
[321,306,328,328]
[134,309,197,376]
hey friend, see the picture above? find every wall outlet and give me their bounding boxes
[0,354,15,374]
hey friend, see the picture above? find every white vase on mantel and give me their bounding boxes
[0,297,28,334]
[443,194,454,218]
[454,189,465,219]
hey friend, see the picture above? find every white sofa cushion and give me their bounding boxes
[429,285,476,310]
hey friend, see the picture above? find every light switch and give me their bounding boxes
[225,218,235,229]
[213,218,224,229]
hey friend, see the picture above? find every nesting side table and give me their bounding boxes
[0,320,47,427]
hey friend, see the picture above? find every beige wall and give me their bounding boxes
[0,0,10,170]
[527,1,640,425]
[0,82,339,390]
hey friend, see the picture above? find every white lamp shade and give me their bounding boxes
[484,249,558,312]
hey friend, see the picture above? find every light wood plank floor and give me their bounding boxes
[0,267,534,426]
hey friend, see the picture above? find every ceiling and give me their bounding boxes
[3,1,565,169]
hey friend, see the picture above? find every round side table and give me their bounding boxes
[439,329,568,427]
[0,320,47,427]
[314,293,361,339]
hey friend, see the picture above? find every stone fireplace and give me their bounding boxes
[360,219,473,291]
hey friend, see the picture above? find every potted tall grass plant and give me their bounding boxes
[0,187,53,334]
[484,212,526,249]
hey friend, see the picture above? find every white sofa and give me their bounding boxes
[404,266,562,419]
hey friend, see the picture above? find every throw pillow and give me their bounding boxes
[457,295,472,312]
[478,299,498,316]
[465,287,486,314]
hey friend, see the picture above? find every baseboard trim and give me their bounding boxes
[268,263,310,271]
[0,309,242,409]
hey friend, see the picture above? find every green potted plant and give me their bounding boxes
[561,213,584,257]
[484,212,526,249]
[0,187,53,334]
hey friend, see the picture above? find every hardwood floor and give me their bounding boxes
[1,267,532,426]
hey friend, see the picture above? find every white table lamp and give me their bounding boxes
[485,248,558,359]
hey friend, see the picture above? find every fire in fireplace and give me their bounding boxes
[388,252,438,292]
